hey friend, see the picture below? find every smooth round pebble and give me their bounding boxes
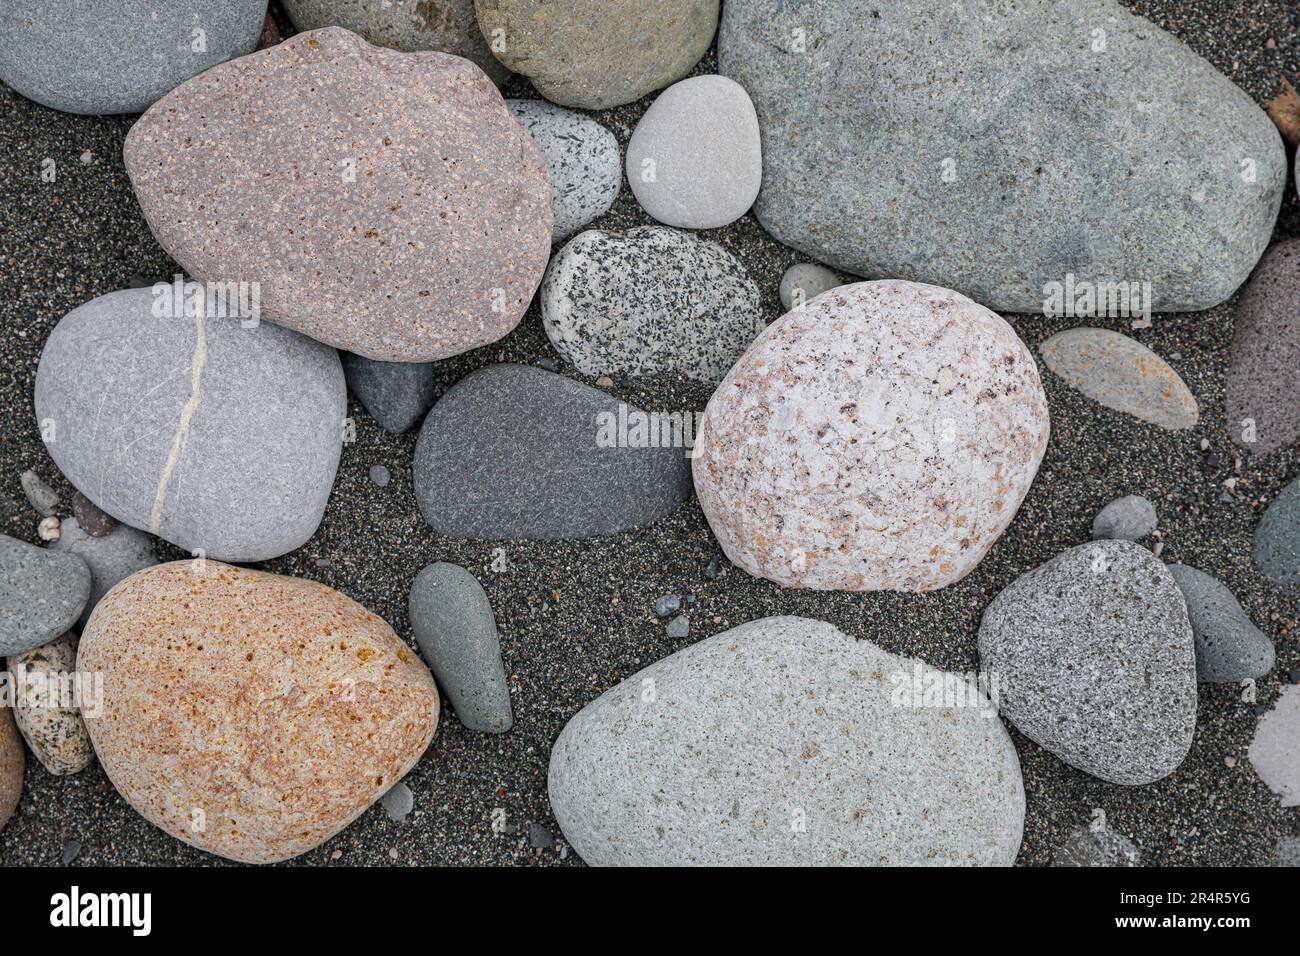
[1253,476,1300,583]
[0,706,22,831]
[369,465,391,488]
[779,263,841,311]
[19,470,59,517]
[0,534,91,657]
[1091,495,1157,541]
[1167,564,1275,683]
[380,781,415,822]
[342,353,436,435]
[1248,686,1300,807]
[49,517,157,630]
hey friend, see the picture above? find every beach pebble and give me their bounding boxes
[368,465,391,488]
[1040,328,1198,430]
[627,76,761,229]
[380,781,415,822]
[718,0,1284,311]
[123,27,552,362]
[37,517,61,542]
[978,540,1197,785]
[779,264,841,311]
[19,470,59,517]
[549,616,1024,865]
[8,633,94,776]
[0,534,90,657]
[0,0,266,114]
[1226,240,1300,454]
[475,0,719,110]
[653,595,680,618]
[414,365,692,539]
[527,824,554,849]
[0,706,22,831]
[49,518,157,630]
[1249,686,1300,807]
[283,0,510,83]
[342,353,436,435]
[78,561,439,864]
[693,280,1049,592]
[1274,836,1300,866]
[409,563,512,734]
[1091,495,1158,541]
[666,615,690,639]
[71,492,116,538]
[1167,564,1275,683]
[507,100,621,241]
[543,228,762,384]
[1052,828,1141,867]
[35,288,345,563]
[1253,476,1300,583]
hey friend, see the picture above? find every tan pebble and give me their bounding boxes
[0,705,22,830]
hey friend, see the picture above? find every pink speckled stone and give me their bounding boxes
[693,280,1050,592]
[124,27,552,362]
[79,561,439,863]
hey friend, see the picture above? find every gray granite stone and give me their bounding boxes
[978,540,1197,785]
[626,75,761,229]
[542,227,763,383]
[34,288,345,563]
[0,534,90,657]
[342,352,436,434]
[409,562,511,734]
[548,616,1024,866]
[779,263,840,312]
[507,100,621,241]
[718,0,1285,311]
[48,518,156,630]
[1091,495,1158,541]
[1168,564,1275,683]
[1254,476,1300,584]
[414,365,692,539]
[0,0,267,114]
[1249,686,1300,807]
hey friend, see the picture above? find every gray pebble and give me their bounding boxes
[1091,495,1158,541]
[1254,476,1300,583]
[779,263,841,312]
[653,594,680,618]
[380,782,414,822]
[368,465,391,488]
[1167,564,1275,683]
[526,824,554,849]
[342,353,436,435]
[19,470,60,517]
[0,534,90,657]
[666,615,690,639]
[49,517,156,630]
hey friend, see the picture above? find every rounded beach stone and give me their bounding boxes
[282,0,511,83]
[548,615,1024,866]
[1226,240,1300,455]
[409,563,512,733]
[1253,476,1300,584]
[123,27,552,362]
[1249,685,1300,807]
[978,540,1197,785]
[342,353,436,435]
[35,288,345,563]
[693,280,1049,591]
[475,0,719,110]
[542,227,763,384]
[49,518,157,630]
[78,561,439,864]
[414,364,693,539]
[1167,564,1274,683]
[0,1,267,115]
[1040,328,1198,430]
[779,263,840,311]
[507,100,621,241]
[626,75,761,229]
[0,533,91,657]
[0,706,22,831]
[8,633,94,776]
[1091,495,1157,541]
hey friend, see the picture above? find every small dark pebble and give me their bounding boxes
[527,824,554,849]
[1289,670,1300,684]
[369,464,391,488]
[703,555,721,580]
[60,840,81,864]
[653,594,680,618]
[72,491,117,537]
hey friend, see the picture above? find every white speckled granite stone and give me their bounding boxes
[542,227,763,384]
[693,280,1049,591]
[549,615,1024,866]
[8,633,94,776]
[979,540,1197,785]
[627,75,761,229]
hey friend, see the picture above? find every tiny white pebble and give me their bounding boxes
[37,515,61,541]
[388,848,398,860]
[330,849,342,860]
[1152,541,1164,558]
[1225,756,1236,768]
[1224,477,1237,490]
[79,150,93,164]
[1200,438,1209,450]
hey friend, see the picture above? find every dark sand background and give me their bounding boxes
[1,0,1297,865]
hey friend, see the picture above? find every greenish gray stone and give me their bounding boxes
[1168,564,1274,683]
[0,534,90,657]
[409,562,511,734]
[48,518,157,630]
[1254,477,1300,584]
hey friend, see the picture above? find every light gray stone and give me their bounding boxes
[627,75,761,229]
[507,100,621,241]
[1249,685,1300,807]
[49,518,156,630]
[380,781,415,821]
[19,471,59,517]
[978,540,1197,785]
[542,227,763,384]
[409,562,511,734]
[718,0,1285,312]
[0,534,90,657]
[1168,564,1274,683]
[0,0,267,115]
[7,633,94,776]
[779,263,840,312]
[549,616,1024,866]
[35,288,345,563]
[1091,495,1158,541]
[341,353,435,435]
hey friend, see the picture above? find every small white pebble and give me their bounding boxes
[1152,541,1164,558]
[330,849,342,860]
[79,150,93,165]
[1224,477,1237,490]
[37,515,61,541]
[388,847,399,861]
[1200,438,1209,450]
[1225,756,1237,768]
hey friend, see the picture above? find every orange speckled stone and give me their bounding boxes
[78,561,438,864]
[0,705,22,831]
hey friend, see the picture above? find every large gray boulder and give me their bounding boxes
[549,616,1025,866]
[718,0,1285,312]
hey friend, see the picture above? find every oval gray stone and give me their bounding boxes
[0,1,267,115]
[542,227,764,384]
[413,364,693,539]
[507,100,621,242]
[1091,495,1157,541]
[978,540,1197,785]
[1254,477,1300,584]
[779,263,841,311]
[1249,686,1300,807]
[626,75,762,229]
[549,616,1025,866]
[342,353,436,435]
[0,534,90,657]
[35,288,345,563]
[409,562,511,733]
[718,0,1285,312]
[1167,564,1274,683]
[49,518,157,630]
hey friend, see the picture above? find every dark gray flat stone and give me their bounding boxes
[342,352,435,434]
